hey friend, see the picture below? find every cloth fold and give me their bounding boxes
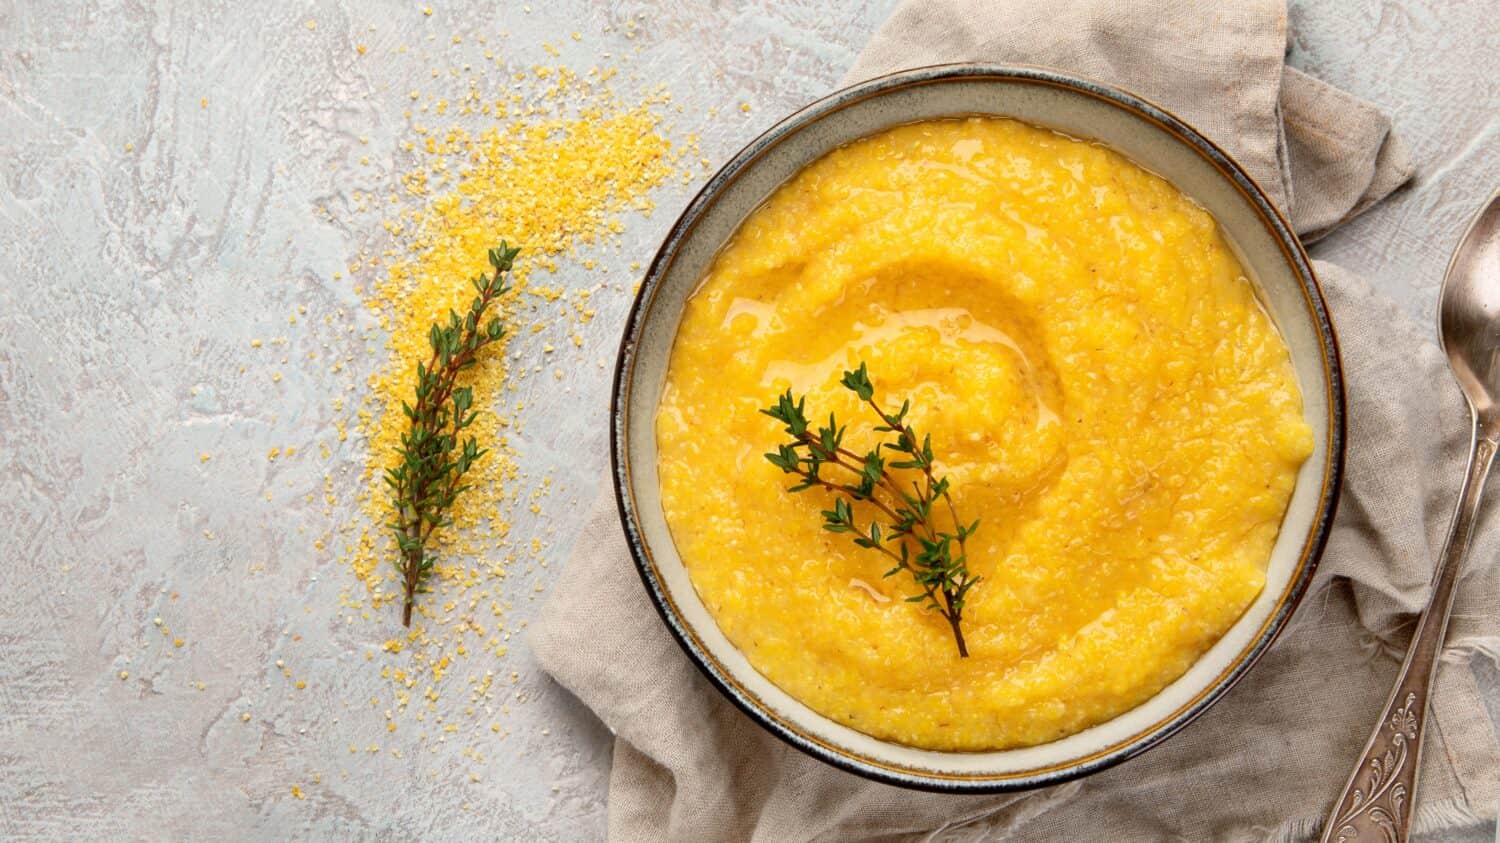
[841,0,1414,241]
[533,1,1500,839]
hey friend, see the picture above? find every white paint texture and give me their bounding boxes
[0,1,1495,839]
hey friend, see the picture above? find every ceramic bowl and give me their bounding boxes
[610,64,1343,792]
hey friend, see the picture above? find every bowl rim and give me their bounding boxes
[609,62,1346,793]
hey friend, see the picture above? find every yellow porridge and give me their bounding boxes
[655,117,1313,751]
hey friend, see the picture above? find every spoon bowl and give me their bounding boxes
[1440,189,1500,426]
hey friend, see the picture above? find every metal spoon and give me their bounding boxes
[1321,187,1500,843]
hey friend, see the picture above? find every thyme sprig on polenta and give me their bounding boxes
[386,243,518,627]
[762,363,981,657]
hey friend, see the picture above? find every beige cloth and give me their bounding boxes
[532,1,1500,839]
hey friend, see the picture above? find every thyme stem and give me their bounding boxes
[386,243,519,627]
[761,362,982,657]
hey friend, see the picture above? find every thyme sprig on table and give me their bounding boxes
[385,243,519,627]
[762,363,981,657]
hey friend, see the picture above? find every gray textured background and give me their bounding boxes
[1,1,1496,840]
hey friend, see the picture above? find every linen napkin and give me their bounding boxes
[533,1,1500,839]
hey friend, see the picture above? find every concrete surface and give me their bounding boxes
[0,0,1496,840]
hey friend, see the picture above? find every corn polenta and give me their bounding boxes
[656,117,1313,751]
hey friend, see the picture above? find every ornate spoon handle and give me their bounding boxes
[1320,429,1497,842]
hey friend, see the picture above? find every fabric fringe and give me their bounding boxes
[1446,636,1500,668]
[1264,815,1321,843]
[1355,627,1500,669]
[918,782,1082,842]
[1254,797,1491,842]
[1413,796,1491,834]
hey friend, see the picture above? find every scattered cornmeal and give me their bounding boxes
[338,56,681,726]
[656,117,1313,751]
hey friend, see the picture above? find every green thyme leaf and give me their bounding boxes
[761,361,982,657]
[388,242,517,627]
